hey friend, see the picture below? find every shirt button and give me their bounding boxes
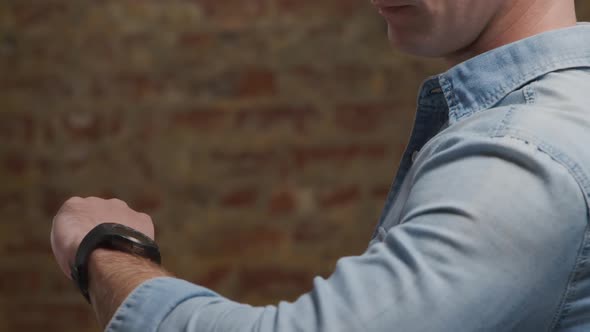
[411,150,419,163]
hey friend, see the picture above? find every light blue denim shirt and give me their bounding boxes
[106,24,590,332]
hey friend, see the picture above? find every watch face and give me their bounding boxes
[105,223,161,265]
[110,224,152,244]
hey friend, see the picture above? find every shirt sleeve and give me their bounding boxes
[106,133,588,332]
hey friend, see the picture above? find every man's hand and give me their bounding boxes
[50,196,155,279]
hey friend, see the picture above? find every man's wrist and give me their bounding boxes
[89,248,164,273]
[87,248,171,329]
[88,248,170,299]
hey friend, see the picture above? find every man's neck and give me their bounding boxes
[446,0,577,66]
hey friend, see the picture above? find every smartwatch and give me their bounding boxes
[70,223,161,303]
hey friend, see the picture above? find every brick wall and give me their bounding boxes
[1,1,589,331]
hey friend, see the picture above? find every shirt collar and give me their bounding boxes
[437,23,590,124]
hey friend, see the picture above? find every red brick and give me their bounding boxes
[3,152,28,175]
[196,0,268,16]
[135,115,159,141]
[37,157,58,176]
[171,183,214,208]
[42,121,55,143]
[0,112,34,143]
[371,185,391,200]
[2,302,93,330]
[120,31,154,46]
[293,220,333,243]
[237,266,311,295]
[235,106,317,133]
[27,46,69,71]
[276,0,364,17]
[0,74,66,95]
[133,150,155,179]
[319,185,360,208]
[196,266,233,289]
[97,189,118,200]
[178,32,214,48]
[131,191,161,213]
[236,68,277,97]
[220,188,258,208]
[221,227,285,253]
[0,192,25,210]
[79,34,115,66]
[0,223,53,256]
[11,2,68,27]
[89,77,106,99]
[178,67,276,100]
[41,187,71,218]
[0,269,41,296]
[172,108,229,131]
[2,237,52,256]
[268,190,297,216]
[334,102,395,133]
[63,146,91,172]
[192,0,269,28]
[194,226,286,257]
[62,112,101,140]
[287,64,384,99]
[210,149,277,176]
[292,143,388,169]
[45,269,78,294]
[116,72,163,100]
[106,113,123,136]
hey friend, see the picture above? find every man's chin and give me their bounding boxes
[387,26,420,55]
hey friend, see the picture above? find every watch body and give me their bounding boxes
[70,223,161,303]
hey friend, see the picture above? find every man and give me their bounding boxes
[51,0,590,331]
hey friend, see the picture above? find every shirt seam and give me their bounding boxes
[382,128,590,330]
[444,57,590,121]
[483,129,590,331]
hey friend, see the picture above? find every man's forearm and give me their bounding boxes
[88,249,172,329]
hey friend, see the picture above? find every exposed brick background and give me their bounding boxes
[1,1,589,331]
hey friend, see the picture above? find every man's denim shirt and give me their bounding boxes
[107,24,590,332]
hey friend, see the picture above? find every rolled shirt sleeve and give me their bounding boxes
[107,133,588,332]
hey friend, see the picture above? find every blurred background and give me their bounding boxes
[1,1,589,331]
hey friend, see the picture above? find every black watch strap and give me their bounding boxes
[70,223,161,303]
